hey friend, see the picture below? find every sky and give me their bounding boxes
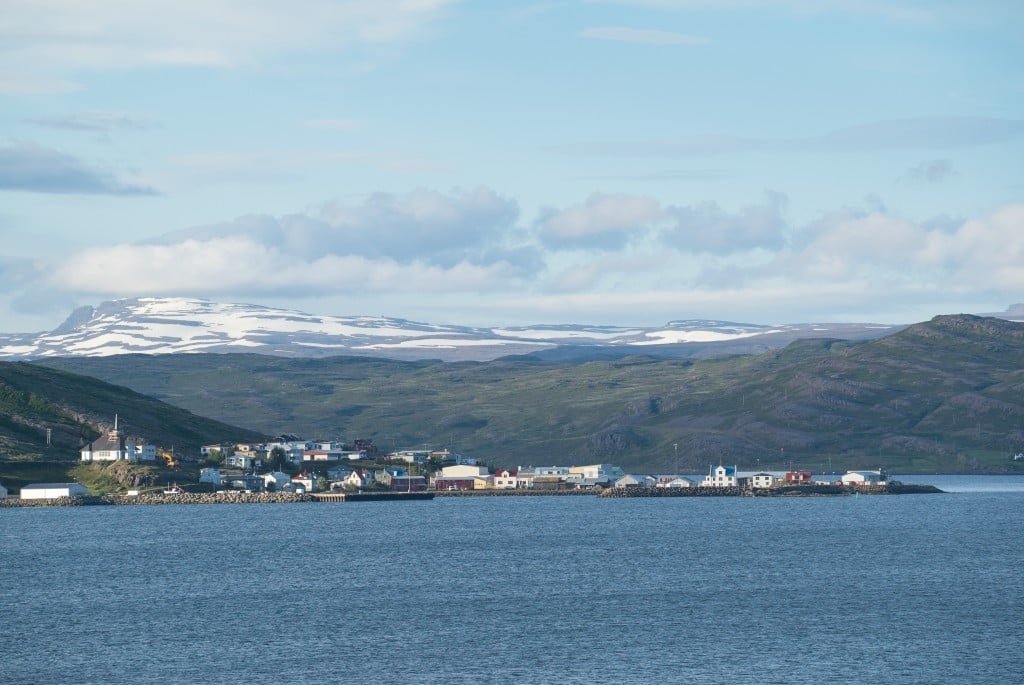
[1,0,1022,332]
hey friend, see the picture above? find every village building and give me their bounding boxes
[262,472,291,491]
[0,482,8,499]
[225,453,262,470]
[750,472,783,489]
[701,465,738,487]
[290,474,315,493]
[569,464,626,484]
[80,416,131,462]
[786,470,813,483]
[390,450,430,464]
[841,470,886,486]
[614,474,656,488]
[660,476,698,488]
[21,483,88,500]
[493,469,518,489]
[342,470,374,490]
[515,471,535,489]
[199,468,223,487]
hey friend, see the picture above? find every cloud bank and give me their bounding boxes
[0,143,158,195]
[0,185,1017,325]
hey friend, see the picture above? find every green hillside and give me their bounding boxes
[37,315,1024,474]
[0,361,264,484]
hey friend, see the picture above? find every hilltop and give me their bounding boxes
[0,361,263,463]
[35,315,1024,474]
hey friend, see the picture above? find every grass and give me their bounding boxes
[33,315,1024,474]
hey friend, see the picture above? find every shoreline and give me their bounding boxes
[0,482,944,507]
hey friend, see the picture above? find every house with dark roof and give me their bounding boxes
[80,416,129,462]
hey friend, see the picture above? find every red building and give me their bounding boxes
[785,470,813,482]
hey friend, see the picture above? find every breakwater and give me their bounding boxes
[0,492,314,507]
[600,483,944,497]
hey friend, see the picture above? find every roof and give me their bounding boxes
[87,432,126,452]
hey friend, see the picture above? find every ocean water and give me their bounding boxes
[2,476,1022,684]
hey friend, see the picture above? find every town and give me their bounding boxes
[0,416,894,501]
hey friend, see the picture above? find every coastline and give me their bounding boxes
[0,482,944,507]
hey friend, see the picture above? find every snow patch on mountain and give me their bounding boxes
[0,297,901,361]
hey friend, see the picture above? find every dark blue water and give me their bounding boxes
[2,476,1022,684]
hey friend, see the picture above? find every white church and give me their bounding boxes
[80,415,157,463]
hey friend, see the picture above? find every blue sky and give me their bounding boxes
[1,0,1022,332]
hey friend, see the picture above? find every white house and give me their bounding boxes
[225,453,261,470]
[515,471,535,489]
[262,472,291,491]
[750,472,786,489]
[132,442,157,462]
[391,450,430,464]
[343,470,373,489]
[701,465,738,487]
[570,464,626,483]
[199,468,223,486]
[21,483,88,500]
[841,470,886,486]
[493,469,518,489]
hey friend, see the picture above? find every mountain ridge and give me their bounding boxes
[0,297,900,362]
[36,314,1024,474]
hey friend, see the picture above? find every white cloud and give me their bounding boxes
[536,193,664,249]
[0,0,458,93]
[661,192,788,254]
[304,119,364,130]
[580,27,710,45]
[49,237,523,298]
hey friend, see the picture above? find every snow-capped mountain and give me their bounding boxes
[0,297,898,361]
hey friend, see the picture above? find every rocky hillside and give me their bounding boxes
[37,315,1024,473]
[0,361,263,462]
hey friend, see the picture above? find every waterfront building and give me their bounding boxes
[20,483,88,500]
[439,465,490,479]
[614,474,656,488]
[0,482,7,499]
[493,469,518,489]
[569,464,626,484]
[262,472,291,491]
[661,476,698,488]
[701,465,738,487]
[841,470,886,486]
[199,468,223,486]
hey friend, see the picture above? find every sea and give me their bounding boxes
[2,475,1022,685]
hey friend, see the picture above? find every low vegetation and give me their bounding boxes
[31,315,1024,474]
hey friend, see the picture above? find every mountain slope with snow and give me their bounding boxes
[0,297,899,361]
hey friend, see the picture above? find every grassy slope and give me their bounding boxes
[0,361,264,491]
[36,315,1024,474]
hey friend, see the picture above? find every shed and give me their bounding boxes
[20,483,88,500]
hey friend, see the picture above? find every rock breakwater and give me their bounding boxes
[0,492,314,507]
